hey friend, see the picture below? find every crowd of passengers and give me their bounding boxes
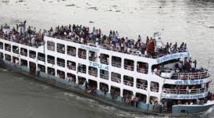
[153,57,208,79]
[163,84,208,94]
[0,22,44,47]
[0,22,188,58]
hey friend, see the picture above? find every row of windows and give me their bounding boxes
[47,41,149,73]
[0,41,149,74]
[0,52,159,93]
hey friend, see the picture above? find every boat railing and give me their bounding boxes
[89,56,97,62]
[5,46,11,52]
[47,45,55,51]
[111,76,121,83]
[88,70,98,77]
[158,70,209,80]
[124,65,134,71]
[100,73,109,80]
[112,61,121,68]
[67,50,76,56]
[20,51,27,56]
[123,79,134,87]
[78,54,87,59]
[136,83,147,91]
[57,47,65,54]
[78,68,86,74]
[171,71,209,80]
[163,88,207,94]
[100,59,108,65]
[151,86,159,92]
[29,54,36,59]
[12,49,19,54]
[137,68,148,74]
[47,59,55,64]
[38,56,45,62]
[67,65,76,70]
[57,61,65,67]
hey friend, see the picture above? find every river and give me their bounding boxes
[0,0,214,118]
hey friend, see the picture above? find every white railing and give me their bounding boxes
[38,56,45,62]
[47,59,55,64]
[100,73,109,80]
[88,70,98,77]
[57,61,65,67]
[171,71,209,80]
[123,79,133,87]
[29,54,36,59]
[67,65,76,70]
[78,54,86,59]
[12,49,19,54]
[112,61,121,68]
[136,83,147,91]
[124,65,134,71]
[137,68,148,74]
[111,76,121,83]
[78,68,86,73]
[100,59,108,65]
[163,88,207,94]
[67,50,76,56]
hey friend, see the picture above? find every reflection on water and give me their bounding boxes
[0,0,214,118]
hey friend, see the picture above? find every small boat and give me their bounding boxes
[0,22,213,116]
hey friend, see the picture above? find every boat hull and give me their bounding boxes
[0,59,168,116]
[172,102,214,115]
[0,58,213,116]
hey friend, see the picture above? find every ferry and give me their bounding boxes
[0,22,213,116]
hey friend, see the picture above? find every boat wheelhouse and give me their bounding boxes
[0,22,213,115]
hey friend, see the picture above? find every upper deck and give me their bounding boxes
[0,23,190,64]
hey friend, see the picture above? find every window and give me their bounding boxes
[20,59,28,67]
[89,51,97,62]
[136,78,147,90]
[150,81,159,92]
[47,41,55,51]
[137,61,148,74]
[88,66,98,77]
[124,59,134,71]
[67,73,76,82]
[100,69,109,80]
[78,48,86,59]
[5,43,11,52]
[100,83,108,94]
[47,67,55,75]
[77,64,86,74]
[57,43,65,54]
[57,58,65,67]
[38,53,45,62]
[38,64,45,73]
[0,52,3,59]
[12,45,19,54]
[112,56,121,68]
[20,48,28,57]
[78,76,86,85]
[57,70,65,79]
[67,60,76,70]
[5,54,11,61]
[29,50,36,59]
[100,53,109,65]
[123,75,133,87]
[67,46,76,56]
[0,42,3,49]
[47,55,55,64]
[111,72,121,83]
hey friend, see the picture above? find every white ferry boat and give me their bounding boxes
[0,22,213,116]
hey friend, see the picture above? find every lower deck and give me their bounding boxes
[0,58,213,115]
